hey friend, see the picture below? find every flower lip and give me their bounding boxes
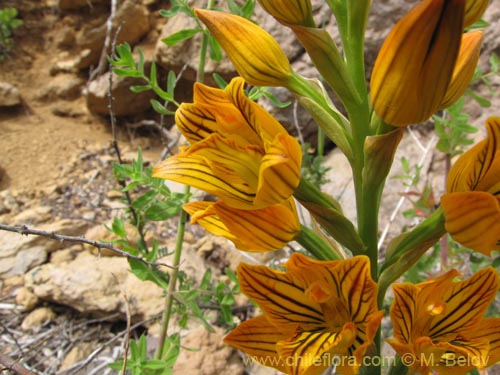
[153,77,302,211]
[224,254,383,375]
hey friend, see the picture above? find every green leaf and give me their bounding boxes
[132,190,157,210]
[466,89,491,108]
[162,28,200,46]
[167,70,177,98]
[226,0,241,14]
[490,53,500,73]
[212,73,228,89]
[111,217,127,238]
[159,6,181,18]
[207,34,222,61]
[263,90,291,108]
[241,0,257,19]
[151,99,175,115]
[130,84,152,93]
[145,201,182,221]
[128,258,169,289]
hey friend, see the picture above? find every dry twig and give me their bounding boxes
[0,224,173,269]
[0,352,37,375]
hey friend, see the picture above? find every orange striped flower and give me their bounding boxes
[153,77,302,211]
[225,254,383,375]
[370,0,466,126]
[387,268,500,375]
[196,9,293,87]
[440,117,500,255]
[183,199,300,252]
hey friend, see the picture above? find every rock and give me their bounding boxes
[59,342,96,371]
[173,325,244,375]
[24,251,166,320]
[85,71,155,116]
[0,82,22,107]
[0,219,88,278]
[74,0,151,69]
[35,74,84,102]
[16,286,40,310]
[21,307,57,331]
[11,206,53,225]
[57,0,106,10]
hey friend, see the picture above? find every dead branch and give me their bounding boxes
[0,352,37,375]
[90,0,118,80]
[0,224,173,269]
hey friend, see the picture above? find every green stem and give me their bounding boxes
[154,185,189,359]
[388,356,409,375]
[295,225,341,260]
[155,0,215,359]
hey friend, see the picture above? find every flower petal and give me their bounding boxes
[183,201,242,246]
[224,76,291,144]
[464,0,489,28]
[236,261,326,332]
[428,267,499,340]
[196,9,292,87]
[214,199,300,251]
[224,315,289,373]
[256,133,302,207]
[440,30,484,109]
[175,79,261,145]
[153,134,264,210]
[184,200,300,252]
[370,0,465,125]
[448,117,500,194]
[441,191,500,255]
[285,255,379,328]
[414,336,489,375]
[276,323,357,375]
[257,0,315,27]
[469,318,500,367]
[390,283,419,344]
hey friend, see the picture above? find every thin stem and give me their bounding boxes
[108,25,149,253]
[154,0,215,358]
[0,223,172,269]
[154,185,189,359]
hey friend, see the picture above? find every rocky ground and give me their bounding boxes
[1,0,500,375]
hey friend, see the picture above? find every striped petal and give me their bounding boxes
[389,269,499,374]
[225,76,290,143]
[237,261,326,332]
[428,267,499,339]
[196,9,292,87]
[441,191,500,255]
[153,134,264,210]
[276,323,357,375]
[390,283,419,344]
[285,255,380,328]
[223,315,289,373]
[184,199,300,252]
[469,318,500,367]
[440,30,484,109]
[447,117,500,194]
[464,0,490,28]
[257,0,315,27]
[175,83,261,145]
[370,0,465,126]
[414,336,488,375]
[256,133,302,207]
